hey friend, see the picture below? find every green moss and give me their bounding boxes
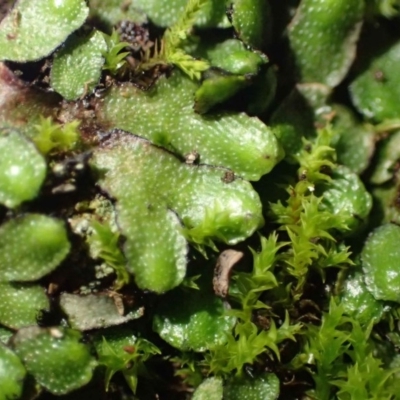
[33,116,79,154]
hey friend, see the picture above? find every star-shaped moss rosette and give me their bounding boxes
[91,131,264,293]
[93,327,161,393]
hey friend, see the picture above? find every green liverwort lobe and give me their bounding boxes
[362,223,400,302]
[92,132,263,292]
[288,0,364,87]
[96,71,283,181]
[51,30,107,100]
[0,0,89,62]
[0,129,46,208]
[350,37,400,122]
[153,284,235,351]
[13,327,97,395]
[231,0,272,50]
[339,270,387,325]
[0,344,26,400]
[0,282,50,329]
[0,214,70,282]
[223,373,280,400]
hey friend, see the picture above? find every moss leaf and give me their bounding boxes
[0,282,49,329]
[0,214,70,282]
[0,0,89,62]
[0,128,46,208]
[13,326,97,395]
[51,30,107,100]
[93,327,160,393]
[0,343,26,400]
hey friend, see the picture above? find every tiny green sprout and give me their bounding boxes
[181,204,233,253]
[181,274,201,290]
[170,352,203,387]
[88,221,130,290]
[270,127,354,294]
[138,0,210,80]
[163,0,211,79]
[230,234,281,320]
[206,315,301,377]
[97,336,160,393]
[204,234,301,377]
[165,48,209,81]
[33,116,79,155]
[102,30,131,76]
